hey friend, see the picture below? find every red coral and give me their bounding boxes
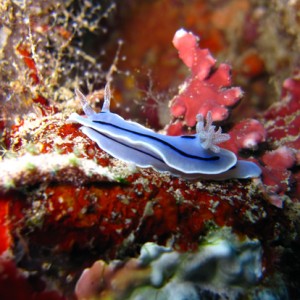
[259,147,296,208]
[261,168,291,208]
[262,147,296,170]
[264,75,300,150]
[168,29,243,131]
[222,74,300,208]
[222,118,266,154]
[258,74,300,207]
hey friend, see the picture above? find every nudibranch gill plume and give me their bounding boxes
[67,85,261,180]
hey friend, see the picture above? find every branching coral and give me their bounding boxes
[168,29,243,133]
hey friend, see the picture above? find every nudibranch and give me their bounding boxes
[68,85,261,180]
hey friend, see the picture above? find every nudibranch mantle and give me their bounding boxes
[67,85,261,180]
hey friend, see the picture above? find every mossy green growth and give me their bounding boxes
[114,176,130,185]
[25,143,39,155]
[68,155,79,167]
[3,178,16,190]
[25,161,37,171]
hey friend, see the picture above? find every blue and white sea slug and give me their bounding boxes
[68,84,261,180]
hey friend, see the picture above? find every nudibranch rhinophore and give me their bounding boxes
[67,84,261,180]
